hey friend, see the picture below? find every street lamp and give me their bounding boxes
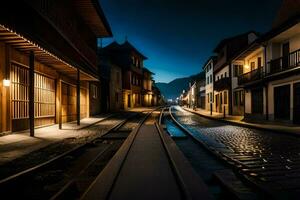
[3,79,10,87]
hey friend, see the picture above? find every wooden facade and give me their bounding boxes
[0,0,111,135]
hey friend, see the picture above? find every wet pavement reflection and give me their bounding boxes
[172,106,300,198]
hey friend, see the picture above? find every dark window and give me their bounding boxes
[210,75,212,83]
[234,91,238,106]
[257,57,262,68]
[115,92,119,103]
[220,93,223,104]
[234,91,244,106]
[240,91,244,106]
[239,65,243,75]
[251,62,255,71]
[274,85,290,120]
[91,84,98,99]
[234,65,243,77]
[282,42,290,68]
[252,88,263,114]
[224,91,227,104]
[221,74,223,79]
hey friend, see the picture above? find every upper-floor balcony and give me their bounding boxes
[238,67,264,85]
[267,48,300,76]
[214,77,230,91]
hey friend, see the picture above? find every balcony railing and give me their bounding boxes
[238,67,264,85]
[267,48,300,75]
[214,77,230,91]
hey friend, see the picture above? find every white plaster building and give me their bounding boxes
[203,57,216,112]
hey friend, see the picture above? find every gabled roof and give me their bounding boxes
[121,41,147,59]
[202,56,217,70]
[213,31,259,53]
[102,41,147,59]
[143,67,155,75]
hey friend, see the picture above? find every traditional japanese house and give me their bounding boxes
[0,0,112,135]
[98,49,123,112]
[100,41,147,110]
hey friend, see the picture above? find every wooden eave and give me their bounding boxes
[74,0,112,37]
[0,25,97,81]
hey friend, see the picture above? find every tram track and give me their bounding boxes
[82,107,211,200]
[166,106,263,200]
[0,110,150,200]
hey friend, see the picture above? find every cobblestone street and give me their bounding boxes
[172,106,300,198]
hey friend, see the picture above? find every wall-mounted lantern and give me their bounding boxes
[3,79,10,87]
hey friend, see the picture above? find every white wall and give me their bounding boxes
[215,65,229,80]
[204,59,214,111]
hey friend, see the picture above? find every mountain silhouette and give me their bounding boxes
[156,72,205,100]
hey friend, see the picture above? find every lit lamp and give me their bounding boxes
[3,79,10,87]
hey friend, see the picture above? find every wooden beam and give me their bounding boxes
[29,51,35,136]
[57,76,62,129]
[77,68,80,125]
[86,82,90,118]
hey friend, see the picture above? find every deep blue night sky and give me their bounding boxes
[99,0,282,83]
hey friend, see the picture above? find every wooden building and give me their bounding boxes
[98,49,123,112]
[142,68,154,107]
[0,0,112,135]
[99,41,147,110]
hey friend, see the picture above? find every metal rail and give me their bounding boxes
[81,108,159,200]
[0,113,138,192]
[168,106,275,198]
[155,109,212,200]
[49,111,150,200]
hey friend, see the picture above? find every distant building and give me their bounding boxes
[197,78,206,109]
[203,56,216,112]
[99,41,160,110]
[0,0,111,135]
[152,82,162,106]
[142,68,154,107]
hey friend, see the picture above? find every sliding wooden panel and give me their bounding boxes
[11,63,29,131]
[34,73,55,127]
[68,85,77,122]
[11,63,55,131]
[61,83,77,123]
[80,88,87,119]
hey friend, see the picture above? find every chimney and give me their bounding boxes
[272,0,300,28]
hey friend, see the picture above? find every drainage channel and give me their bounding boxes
[162,112,262,200]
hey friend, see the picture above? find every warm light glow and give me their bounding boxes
[244,64,250,70]
[3,79,10,87]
